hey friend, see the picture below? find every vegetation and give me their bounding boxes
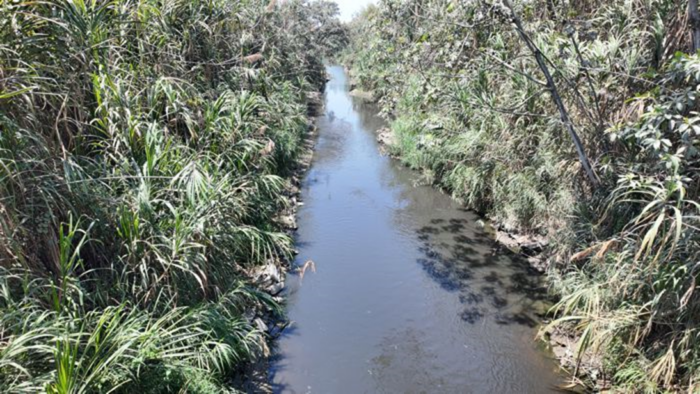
[344,0,700,391]
[0,0,345,392]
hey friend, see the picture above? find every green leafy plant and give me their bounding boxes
[0,0,345,391]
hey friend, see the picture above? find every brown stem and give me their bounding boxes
[569,28,605,133]
[690,0,700,52]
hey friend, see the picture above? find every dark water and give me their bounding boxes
[270,66,565,393]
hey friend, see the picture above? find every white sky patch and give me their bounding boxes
[334,0,377,22]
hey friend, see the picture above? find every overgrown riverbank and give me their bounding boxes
[344,0,700,391]
[0,1,345,392]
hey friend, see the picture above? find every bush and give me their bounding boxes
[0,0,345,391]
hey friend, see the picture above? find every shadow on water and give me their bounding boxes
[413,220,553,327]
[362,91,556,327]
[267,324,297,394]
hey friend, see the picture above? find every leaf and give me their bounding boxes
[667,207,683,256]
[243,53,264,64]
[680,276,695,309]
[594,239,617,260]
[570,244,598,262]
[635,211,665,261]
[0,86,36,100]
[635,199,661,224]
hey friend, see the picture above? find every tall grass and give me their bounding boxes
[0,0,345,392]
[344,0,700,390]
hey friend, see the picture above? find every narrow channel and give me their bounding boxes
[269,66,565,393]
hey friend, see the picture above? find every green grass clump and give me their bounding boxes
[0,0,347,392]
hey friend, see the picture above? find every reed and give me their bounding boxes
[0,0,346,392]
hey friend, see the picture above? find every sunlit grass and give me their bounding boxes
[0,0,346,391]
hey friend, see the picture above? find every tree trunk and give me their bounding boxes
[502,0,599,187]
[690,0,700,53]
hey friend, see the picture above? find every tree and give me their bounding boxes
[501,0,599,187]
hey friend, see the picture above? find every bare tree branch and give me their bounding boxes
[501,0,600,187]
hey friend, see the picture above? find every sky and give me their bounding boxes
[335,0,376,22]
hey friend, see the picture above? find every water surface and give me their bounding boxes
[270,66,564,393]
